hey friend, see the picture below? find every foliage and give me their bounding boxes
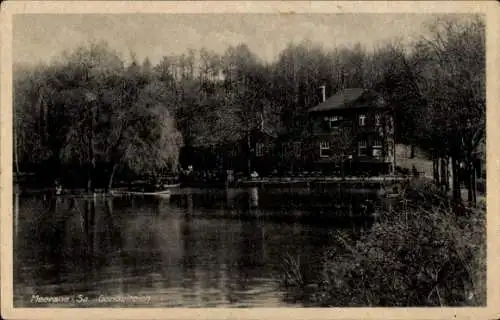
[419,16,485,157]
[14,42,183,186]
[14,16,485,189]
[368,16,485,202]
[279,185,486,307]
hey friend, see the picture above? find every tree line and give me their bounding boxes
[13,15,484,203]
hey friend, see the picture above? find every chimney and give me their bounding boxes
[319,85,326,102]
[339,67,345,91]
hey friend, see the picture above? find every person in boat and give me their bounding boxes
[54,179,63,195]
[250,170,259,180]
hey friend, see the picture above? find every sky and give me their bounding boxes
[13,13,439,67]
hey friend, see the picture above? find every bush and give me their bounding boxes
[280,188,486,307]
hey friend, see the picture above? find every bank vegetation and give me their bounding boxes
[280,179,486,306]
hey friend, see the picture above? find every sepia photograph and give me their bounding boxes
[1,1,499,319]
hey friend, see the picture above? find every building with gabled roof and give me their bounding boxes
[306,87,396,176]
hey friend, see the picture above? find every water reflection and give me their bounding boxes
[14,187,379,307]
[249,187,259,209]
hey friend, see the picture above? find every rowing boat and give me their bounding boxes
[110,189,173,198]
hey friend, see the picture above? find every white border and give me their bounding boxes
[1,2,499,320]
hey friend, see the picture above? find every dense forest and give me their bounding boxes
[13,15,484,202]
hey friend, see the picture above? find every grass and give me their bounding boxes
[278,179,486,307]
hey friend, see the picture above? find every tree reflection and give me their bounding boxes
[249,187,259,209]
[15,188,382,307]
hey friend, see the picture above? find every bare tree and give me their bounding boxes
[417,15,485,204]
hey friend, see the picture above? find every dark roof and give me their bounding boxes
[252,126,278,139]
[308,88,387,112]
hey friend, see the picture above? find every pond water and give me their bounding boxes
[13,187,380,308]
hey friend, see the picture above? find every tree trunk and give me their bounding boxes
[87,168,93,193]
[433,152,439,184]
[472,160,477,205]
[440,157,448,191]
[247,133,252,176]
[466,161,473,204]
[465,157,478,207]
[410,144,415,159]
[451,157,461,201]
[87,147,95,193]
[107,163,118,193]
[450,158,453,196]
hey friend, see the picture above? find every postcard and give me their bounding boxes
[1,1,499,319]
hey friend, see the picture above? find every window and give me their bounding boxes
[320,141,330,158]
[372,138,382,157]
[359,114,366,127]
[375,114,381,126]
[256,143,264,157]
[358,140,368,156]
[325,116,343,128]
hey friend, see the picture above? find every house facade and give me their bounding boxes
[247,127,278,176]
[307,88,395,176]
[179,88,395,178]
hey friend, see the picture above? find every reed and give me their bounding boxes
[279,182,486,307]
